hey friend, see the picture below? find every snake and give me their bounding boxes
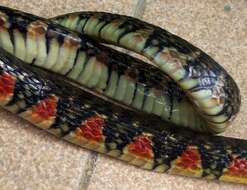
[0,6,246,184]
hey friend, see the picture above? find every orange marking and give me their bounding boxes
[64,35,81,48]
[176,146,201,170]
[68,14,78,20]
[131,30,150,43]
[128,134,153,159]
[76,115,105,142]
[31,96,57,121]
[0,73,15,101]
[27,21,48,36]
[0,12,9,30]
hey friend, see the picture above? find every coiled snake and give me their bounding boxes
[0,6,246,184]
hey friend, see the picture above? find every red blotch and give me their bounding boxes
[226,158,247,178]
[32,96,57,120]
[128,135,153,159]
[77,115,105,142]
[0,73,15,101]
[177,146,201,170]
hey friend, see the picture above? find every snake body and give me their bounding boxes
[0,7,240,133]
[0,6,246,184]
[52,12,241,133]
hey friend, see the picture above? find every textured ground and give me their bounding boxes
[0,0,247,190]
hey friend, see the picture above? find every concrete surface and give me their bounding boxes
[0,0,247,190]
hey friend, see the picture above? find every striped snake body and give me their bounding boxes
[0,6,246,184]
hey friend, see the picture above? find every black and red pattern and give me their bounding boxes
[31,96,57,120]
[0,6,245,185]
[76,115,105,142]
[0,72,15,104]
[127,134,153,159]
[0,48,246,184]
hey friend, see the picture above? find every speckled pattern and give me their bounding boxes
[87,1,247,190]
[0,1,134,190]
[0,0,246,190]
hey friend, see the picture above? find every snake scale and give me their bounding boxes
[0,6,246,184]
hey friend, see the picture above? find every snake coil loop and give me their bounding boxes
[0,6,245,184]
